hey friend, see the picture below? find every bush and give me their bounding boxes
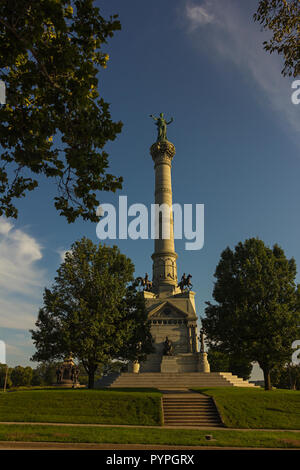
[10,366,33,387]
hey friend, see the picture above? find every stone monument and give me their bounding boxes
[132,114,210,373]
[55,354,80,388]
[95,116,258,389]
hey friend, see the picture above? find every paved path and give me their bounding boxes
[0,421,299,432]
[0,441,296,450]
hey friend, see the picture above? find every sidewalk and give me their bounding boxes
[0,421,299,432]
[0,441,296,450]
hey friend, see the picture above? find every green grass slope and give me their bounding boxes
[193,387,300,429]
[0,424,300,448]
[0,389,162,426]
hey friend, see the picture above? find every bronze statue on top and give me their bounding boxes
[136,273,153,291]
[178,273,193,292]
[150,113,173,142]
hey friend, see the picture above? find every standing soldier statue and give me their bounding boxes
[199,328,205,353]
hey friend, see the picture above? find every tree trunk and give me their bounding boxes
[288,367,297,390]
[263,368,272,390]
[88,370,95,389]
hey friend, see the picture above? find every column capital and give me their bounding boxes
[150,140,175,162]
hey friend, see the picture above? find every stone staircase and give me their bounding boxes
[95,372,258,389]
[162,393,223,427]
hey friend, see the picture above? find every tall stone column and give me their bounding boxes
[150,140,178,295]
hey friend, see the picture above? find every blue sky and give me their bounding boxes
[0,0,299,380]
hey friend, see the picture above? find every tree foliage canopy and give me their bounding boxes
[0,0,122,222]
[271,362,300,389]
[203,238,300,389]
[30,237,153,388]
[254,0,300,77]
[207,348,253,381]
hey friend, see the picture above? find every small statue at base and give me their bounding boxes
[163,336,174,356]
[71,366,79,387]
[199,328,205,353]
[56,366,63,384]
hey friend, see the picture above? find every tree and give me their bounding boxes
[10,365,33,387]
[254,0,300,77]
[32,361,59,386]
[30,237,153,388]
[0,1,123,222]
[202,238,300,390]
[76,361,103,385]
[271,363,300,389]
[207,348,253,381]
[0,364,12,389]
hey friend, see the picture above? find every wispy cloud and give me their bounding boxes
[186,1,215,29]
[0,217,45,329]
[57,248,68,262]
[184,0,300,135]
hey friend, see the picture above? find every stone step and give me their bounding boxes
[164,408,218,412]
[164,417,220,422]
[162,394,223,427]
[95,372,258,389]
[164,413,218,416]
[164,404,213,407]
[164,422,221,426]
[164,404,215,408]
[164,399,211,402]
[165,417,220,421]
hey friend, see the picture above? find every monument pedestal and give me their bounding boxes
[197,352,210,373]
[160,354,201,373]
[128,361,140,374]
[141,289,202,373]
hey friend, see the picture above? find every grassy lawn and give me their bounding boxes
[0,389,162,426]
[0,423,299,448]
[193,387,300,430]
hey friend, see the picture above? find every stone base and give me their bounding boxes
[128,361,140,373]
[197,352,210,373]
[53,380,81,388]
[141,354,212,374]
[160,353,201,373]
[141,352,210,374]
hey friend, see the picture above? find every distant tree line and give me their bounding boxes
[1,360,299,390]
[0,360,128,389]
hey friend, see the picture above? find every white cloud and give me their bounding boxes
[0,218,13,235]
[0,297,40,330]
[184,0,300,135]
[56,248,73,263]
[57,249,68,262]
[186,1,215,29]
[0,217,45,329]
